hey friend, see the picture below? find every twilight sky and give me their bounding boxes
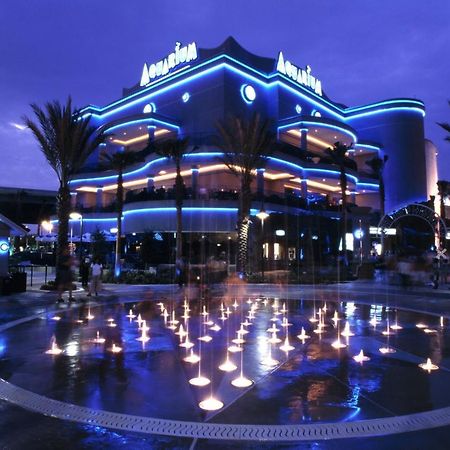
[1,0,449,190]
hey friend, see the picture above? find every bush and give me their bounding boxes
[102,269,173,284]
[40,280,77,291]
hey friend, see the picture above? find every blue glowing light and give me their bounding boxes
[295,104,302,114]
[105,118,179,133]
[0,240,9,254]
[182,92,190,103]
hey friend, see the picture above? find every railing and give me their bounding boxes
[81,187,348,213]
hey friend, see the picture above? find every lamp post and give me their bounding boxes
[70,212,83,257]
[110,227,118,273]
[256,209,269,281]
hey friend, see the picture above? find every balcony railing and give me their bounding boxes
[76,187,357,214]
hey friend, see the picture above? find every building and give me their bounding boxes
[67,37,435,265]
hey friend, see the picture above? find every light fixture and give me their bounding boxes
[256,209,269,221]
[182,92,190,103]
[241,84,256,104]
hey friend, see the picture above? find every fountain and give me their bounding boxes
[297,327,310,342]
[136,324,150,343]
[260,342,279,367]
[198,396,224,411]
[108,343,122,353]
[218,351,237,372]
[45,336,63,355]
[279,334,295,352]
[268,330,282,344]
[353,349,370,363]
[183,348,200,364]
[418,358,439,372]
[341,322,354,337]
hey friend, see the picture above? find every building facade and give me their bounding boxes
[66,37,433,264]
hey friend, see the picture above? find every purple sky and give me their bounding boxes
[1,0,449,191]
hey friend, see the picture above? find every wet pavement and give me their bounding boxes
[0,281,450,449]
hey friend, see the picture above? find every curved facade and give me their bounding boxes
[67,37,429,258]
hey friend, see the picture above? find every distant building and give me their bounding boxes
[0,186,56,228]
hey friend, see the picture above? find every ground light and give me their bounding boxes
[189,317,211,387]
[92,331,105,344]
[297,327,310,342]
[341,322,354,337]
[418,358,439,372]
[353,350,370,363]
[219,315,237,372]
[45,337,62,355]
[108,343,122,353]
[198,397,224,411]
[332,321,347,349]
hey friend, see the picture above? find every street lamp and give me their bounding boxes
[256,209,269,281]
[70,212,83,257]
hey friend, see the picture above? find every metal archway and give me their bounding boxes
[378,203,447,248]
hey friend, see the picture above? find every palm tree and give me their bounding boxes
[23,97,106,274]
[325,142,353,261]
[100,148,143,277]
[216,113,275,276]
[151,137,191,265]
[366,155,388,217]
[437,100,450,142]
[437,180,448,221]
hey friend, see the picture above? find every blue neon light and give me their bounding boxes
[105,118,179,133]
[0,240,10,254]
[79,52,424,125]
[182,92,190,103]
[346,106,425,119]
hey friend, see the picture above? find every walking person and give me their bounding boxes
[80,255,91,289]
[87,259,103,297]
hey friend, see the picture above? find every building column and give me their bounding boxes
[147,174,155,191]
[70,192,77,209]
[300,128,308,152]
[300,170,308,199]
[147,125,155,142]
[257,168,265,200]
[95,187,103,211]
[191,166,199,199]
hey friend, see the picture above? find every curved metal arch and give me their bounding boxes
[378,203,447,242]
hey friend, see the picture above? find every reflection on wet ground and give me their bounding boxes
[1,296,450,428]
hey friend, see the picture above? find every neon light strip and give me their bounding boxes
[105,118,179,133]
[79,54,424,121]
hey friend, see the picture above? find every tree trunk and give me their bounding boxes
[56,184,70,275]
[175,161,183,261]
[237,178,252,276]
[340,167,348,263]
[115,170,123,277]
